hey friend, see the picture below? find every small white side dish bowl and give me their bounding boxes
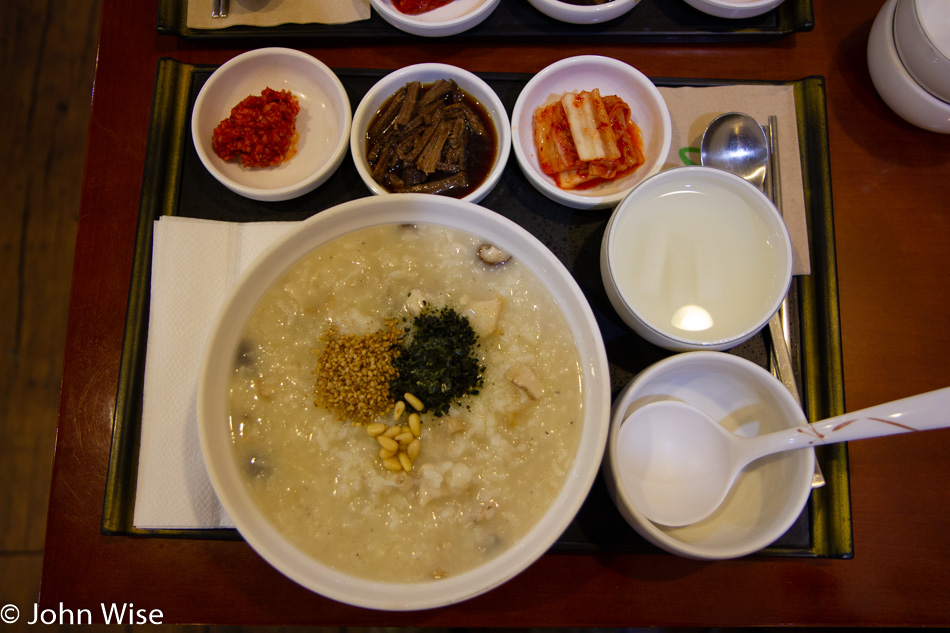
[893,0,950,103]
[600,166,792,351]
[527,0,642,25]
[198,194,610,610]
[603,351,815,560]
[868,0,950,133]
[511,55,671,210]
[191,48,351,202]
[350,63,511,204]
[682,0,784,19]
[370,0,500,37]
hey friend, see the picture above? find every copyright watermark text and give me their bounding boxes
[1,602,163,625]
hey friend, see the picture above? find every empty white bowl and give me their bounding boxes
[350,63,511,203]
[370,0,500,37]
[511,55,671,210]
[682,0,784,19]
[894,0,950,103]
[603,351,815,560]
[198,194,610,610]
[191,48,351,202]
[600,166,792,351]
[527,0,643,24]
[868,0,950,133]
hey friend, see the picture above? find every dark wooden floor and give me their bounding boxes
[1,0,100,623]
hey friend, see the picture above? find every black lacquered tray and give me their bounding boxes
[157,0,813,42]
[104,58,852,559]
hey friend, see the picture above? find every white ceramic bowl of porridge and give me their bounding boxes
[198,194,610,610]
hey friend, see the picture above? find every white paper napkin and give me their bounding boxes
[187,0,371,30]
[133,216,298,529]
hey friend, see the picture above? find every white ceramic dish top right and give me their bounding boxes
[868,0,950,133]
[893,0,950,103]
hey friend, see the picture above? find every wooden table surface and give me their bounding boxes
[41,0,950,627]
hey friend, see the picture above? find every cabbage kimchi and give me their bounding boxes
[533,89,645,190]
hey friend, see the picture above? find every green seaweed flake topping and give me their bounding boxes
[391,306,484,417]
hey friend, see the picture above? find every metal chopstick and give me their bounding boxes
[766,114,826,489]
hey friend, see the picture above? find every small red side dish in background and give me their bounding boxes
[393,0,455,15]
[212,87,300,168]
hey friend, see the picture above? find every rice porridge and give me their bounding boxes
[228,223,584,582]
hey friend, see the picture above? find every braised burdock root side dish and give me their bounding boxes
[365,78,497,197]
[228,224,584,582]
[212,87,300,168]
[533,88,645,189]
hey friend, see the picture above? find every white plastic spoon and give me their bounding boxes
[617,387,950,527]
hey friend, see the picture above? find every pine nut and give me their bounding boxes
[407,438,421,460]
[393,400,406,420]
[377,436,399,452]
[404,392,424,411]
[379,447,396,459]
[366,423,387,437]
[383,425,401,439]
[382,456,403,472]
[408,412,421,437]
[394,432,414,445]
[398,452,413,472]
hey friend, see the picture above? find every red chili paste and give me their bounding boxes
[392,0,455,15]
[212,87,300,168]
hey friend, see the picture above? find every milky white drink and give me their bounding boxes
[611,179,787,343]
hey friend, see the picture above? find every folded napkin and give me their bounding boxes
[133,217,298,529]
[187,0,370,30]
[132,83,810,530]
[657,84,809,275]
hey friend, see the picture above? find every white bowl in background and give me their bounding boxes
[350,63,511,204]
[198,194,610,611]
[603,351,815,560]
[191,48,351,202]
[600,166,792,351]
[527,0,642,24]
[511,55,671,210]
[868,0,950,133]
[370,0,500,37]
[682,0,784,19]
[894,0,950,103]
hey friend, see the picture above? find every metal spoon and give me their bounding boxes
[617,387,950,527]
[700,113,799,395]
[700,112,770,190]
[700,113,817,455]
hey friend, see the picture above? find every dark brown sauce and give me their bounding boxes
[365,80,498,199]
